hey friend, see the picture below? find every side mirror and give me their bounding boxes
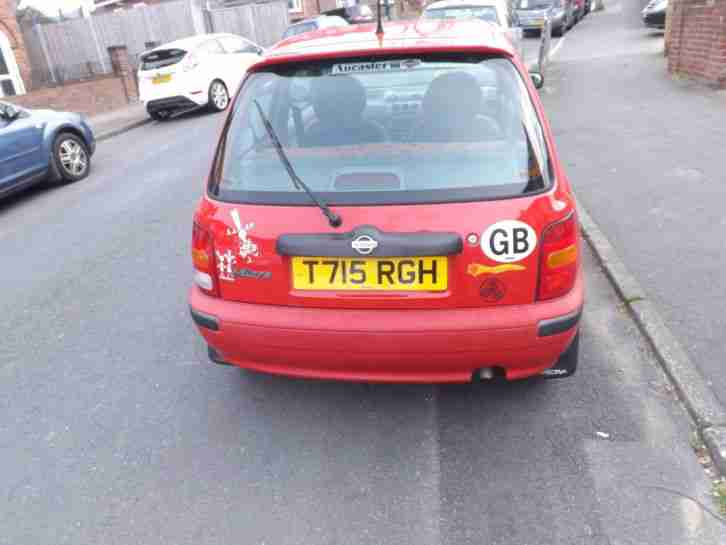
[0,103,19,120]
[530,72,544,89]
[255,46,264,56]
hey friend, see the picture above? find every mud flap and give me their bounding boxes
[542,332,579,379]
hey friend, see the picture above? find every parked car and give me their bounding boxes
[137,33,264,121]
[641,0,667,29]
[421,0,524,58]
[188,20,583,383]
[323,5,376,24]
[281,16,349,40]
[421,0,518,28]
[0,101,95,199]
[515,0,574,36]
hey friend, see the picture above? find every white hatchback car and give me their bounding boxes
[421,0,524,58]
[138,33,264,120]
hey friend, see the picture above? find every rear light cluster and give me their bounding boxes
[537,212,579,301]
[192,222,219,296]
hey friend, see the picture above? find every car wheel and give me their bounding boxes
[553,23,565,37]
[208,80,230,112]
[148,109,170,121]
[50,133,90,184]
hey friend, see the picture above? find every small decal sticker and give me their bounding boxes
[481,220,537,263]
[479,277,507,302]
[228,209,260,264]
[467,263,526,277]
[216,249,237,282]
[331,59,421,76]
[466,233,479,246]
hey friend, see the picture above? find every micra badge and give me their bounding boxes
[234,268,272,280]
[467,263,526,277]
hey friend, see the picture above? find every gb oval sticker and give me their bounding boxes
[481,220,537,263]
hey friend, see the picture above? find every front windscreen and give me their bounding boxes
[422,6,500,24]
[516,0,554,8]
[210,56,550,206]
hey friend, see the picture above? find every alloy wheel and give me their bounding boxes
[58,139,88,177]
[211,82,229,110]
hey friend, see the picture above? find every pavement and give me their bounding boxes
[539,0,726,459]
[88,102,150,142]
[2,11,726,544]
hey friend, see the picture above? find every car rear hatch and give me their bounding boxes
[138,48,187,100]
[192,52,578,311]
[195,195,572,310]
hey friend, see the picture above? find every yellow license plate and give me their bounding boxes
[152,74,172,84]
[291,256,448,291]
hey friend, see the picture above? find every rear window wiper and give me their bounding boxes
[252,100,342,228]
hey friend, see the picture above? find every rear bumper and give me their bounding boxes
[145,94,207,113]
[189,272,584,383]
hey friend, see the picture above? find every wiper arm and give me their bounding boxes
[252,100,342,228]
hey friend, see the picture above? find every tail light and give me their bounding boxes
[537,212,578,301]
[192,222,219,296]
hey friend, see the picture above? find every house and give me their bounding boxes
[0,0,29,96]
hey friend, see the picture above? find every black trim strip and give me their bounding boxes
[208,345,232,366]
[537,308,582,337]
[277,225,463,257]
[190,306,219,331]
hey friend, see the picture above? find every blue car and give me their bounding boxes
[0,101,95,199]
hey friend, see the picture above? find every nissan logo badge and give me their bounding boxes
[351,235,378,255]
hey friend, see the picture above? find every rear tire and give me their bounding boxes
[49,132,90,184]
[208,80,230,113]
[148,109,170,121]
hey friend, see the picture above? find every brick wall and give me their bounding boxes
[0,0,31,90]
[6,75,131,116]
[667,0,726,88]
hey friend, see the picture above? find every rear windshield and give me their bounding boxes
[423,6,500,23]
[282,22,317,39]
[210,56,551,206]
[140,49,186,71]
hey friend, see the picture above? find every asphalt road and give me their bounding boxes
[1,50,724,544]
[540,0,726,409]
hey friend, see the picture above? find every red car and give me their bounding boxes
[189,19,584,383]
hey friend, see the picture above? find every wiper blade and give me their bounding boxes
[252,100,342,228]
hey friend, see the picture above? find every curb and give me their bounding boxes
[95,118,152,143]
[576,199,726,476]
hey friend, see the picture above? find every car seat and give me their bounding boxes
[304,75,386,147]
[413,71,503,142]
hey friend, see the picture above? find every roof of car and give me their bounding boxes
[147,33,240,53]
[265,19,514,66]
[424,0,505,9]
